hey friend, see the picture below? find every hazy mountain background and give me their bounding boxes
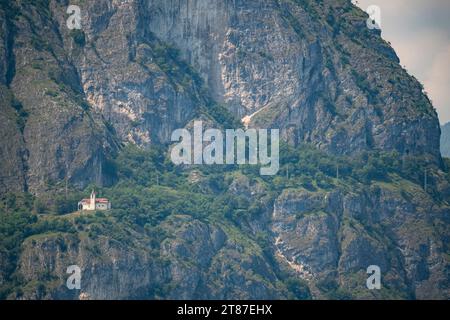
[0,0,449,300]
[441,123,450,157]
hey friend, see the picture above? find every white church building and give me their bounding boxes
[78,190,111,211]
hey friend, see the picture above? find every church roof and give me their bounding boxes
[79,198,110,203]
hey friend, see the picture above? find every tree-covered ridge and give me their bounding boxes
[1,143,449,299]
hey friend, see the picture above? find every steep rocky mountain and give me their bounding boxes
[0,0,449,300]
[441,123,450,158]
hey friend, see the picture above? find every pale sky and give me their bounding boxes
[354,0,450,124]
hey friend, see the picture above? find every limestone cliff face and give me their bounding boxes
[52,0,203,146]
[143,0,441,160]
[0,0,442,193]
[0,85,27,194]
[18,215,288,300]
[0,1,119,194]
[272,186,450,299]
[68,0,441,160]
